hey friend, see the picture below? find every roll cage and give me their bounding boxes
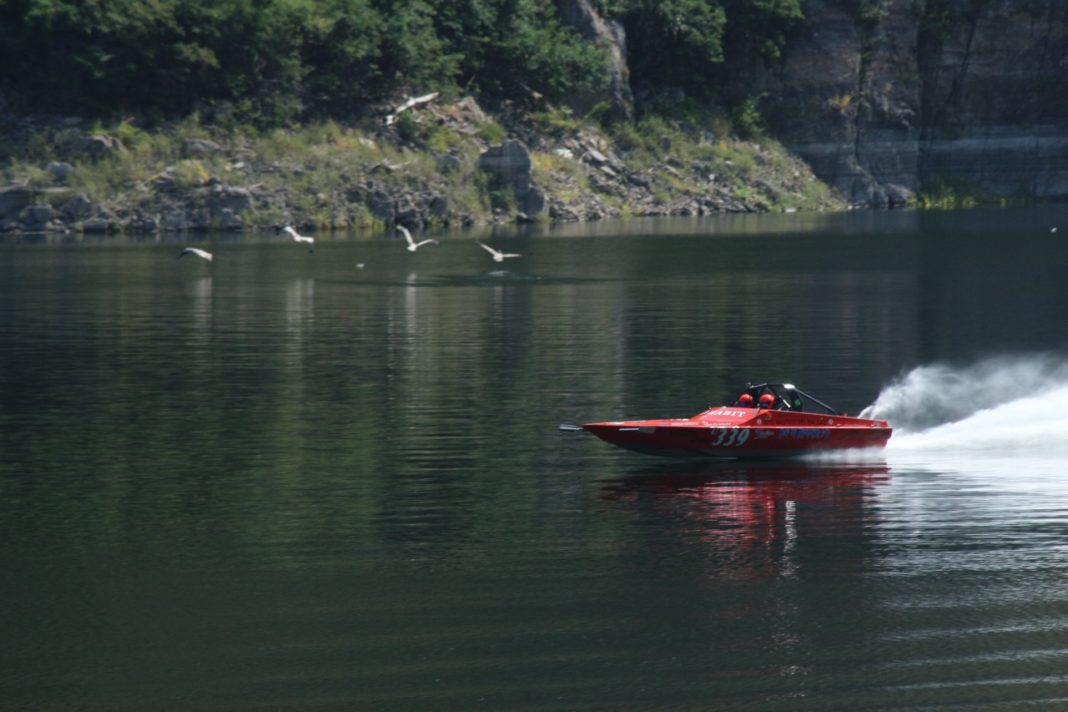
[733,382,841,415]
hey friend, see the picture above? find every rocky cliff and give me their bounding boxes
[556,0,634,122]
[761,0,1068,206]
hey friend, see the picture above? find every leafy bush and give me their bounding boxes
[530,108,582,138]
[917,176,984,209]
[476,121,506,144]
[731,97,765,139]
[394,111,419,143]
[174,160,211,187]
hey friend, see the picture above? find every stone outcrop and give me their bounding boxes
[478,139,545,219]
[556,0,634,122]
[59,193,92,220]
[761,0,1068,205]
[183,138,223,157]
[47,162,74,181]
[0,95,841,236]
[0,185,33,220]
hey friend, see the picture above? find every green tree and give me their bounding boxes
[720,0,804,63]
[601,0,727,102]
[430,0,608,104]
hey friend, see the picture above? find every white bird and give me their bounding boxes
[397,225,438,252]
[178,247,213,262]
[1052,227,1058,233]
[477,241,521,262]
[283,225,315,245]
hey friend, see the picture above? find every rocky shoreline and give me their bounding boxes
[0,96,844,238]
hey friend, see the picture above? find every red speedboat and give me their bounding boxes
[565,383,891,459]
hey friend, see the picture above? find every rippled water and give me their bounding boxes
[2,207,1068,710]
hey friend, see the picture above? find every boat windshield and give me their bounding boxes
[732,383,840,414]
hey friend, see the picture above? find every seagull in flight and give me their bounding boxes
[477,241,521,263]
[283,225,315,245]
[397,225,438,252]
[178,247,213,262]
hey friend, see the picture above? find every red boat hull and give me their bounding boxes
[583,406,891,459]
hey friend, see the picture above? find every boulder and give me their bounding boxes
[519,185,545,217]
[19,204,53,227]
[47,162,75,182]
[438,153,462,175]
[60,193,92,220]
[427,193,448,219]
[479,139,532,177]
[183,138,223,157]
[478,140,545,217]
[123,215,159,233]
[394,194,421,227]
[81,217,112,233]
[150,173,179,192]
[453,96,488,125]
[0,185,34,219]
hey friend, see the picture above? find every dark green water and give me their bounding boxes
[3,206,1068,710]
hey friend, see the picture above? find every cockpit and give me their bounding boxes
[732,383,840,414]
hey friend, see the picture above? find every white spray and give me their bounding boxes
[860,355,1068,455]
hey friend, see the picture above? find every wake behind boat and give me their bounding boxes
[565,383,891,459]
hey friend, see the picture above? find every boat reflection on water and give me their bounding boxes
[599,459,891,580]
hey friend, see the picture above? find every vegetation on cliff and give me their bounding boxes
[0,98,841,235]
[0,0,804,125]
[22,0,1054,233]
[0,1,849,234]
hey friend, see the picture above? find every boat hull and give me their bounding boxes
[582,407,891,459]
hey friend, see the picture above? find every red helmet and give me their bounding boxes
[737,393,754,406]
[758,393,776,408]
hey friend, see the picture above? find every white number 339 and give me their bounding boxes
[710,427,750,447]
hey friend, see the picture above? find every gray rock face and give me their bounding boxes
[557,0,634,121]
[214,208,245,230]
[762,0,1068,204]
[478,139,545,217]
[159,209,189,231]
[0,185,34,219]
[368,188,395,222]
[453,96,488,125]
[205,185,252,214]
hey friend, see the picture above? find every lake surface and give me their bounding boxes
[3,206,1068,710]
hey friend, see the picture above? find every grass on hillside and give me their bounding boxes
[2,106,844,230]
